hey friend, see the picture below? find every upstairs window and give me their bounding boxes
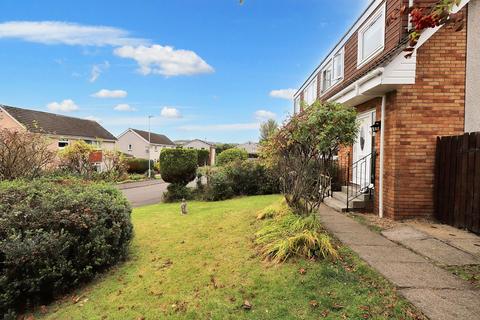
[304,78,317,105]
[358,4,385,67]
[321,49,344,93]
[128,144,132,151]
[58,138,69,149]
[293,96,300,113]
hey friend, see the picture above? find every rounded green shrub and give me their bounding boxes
[216,148,248,166]
[159,149,198,185]
[0,179,133,315]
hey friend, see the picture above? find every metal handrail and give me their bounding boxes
[345,151,376,211]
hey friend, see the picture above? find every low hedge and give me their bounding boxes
[216,148,248,166]
[126,158,153,174]
[0,179,133,316]
[203,160,279,201]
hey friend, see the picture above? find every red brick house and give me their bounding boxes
[293,0,479,219]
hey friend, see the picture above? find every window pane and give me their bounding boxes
[362,16,383,60]
[333,54,342,80]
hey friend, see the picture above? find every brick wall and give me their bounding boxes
[382,22,466,219]
[318,0,409,101]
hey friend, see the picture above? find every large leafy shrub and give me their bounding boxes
[262,101,358,215]
[201,160,279,201]
[159,149,197,185]
[0,129,55,180]
[216,148,248,166]
[223,160,279,196]
[126,158,153,174]
[0,179,133,315]
[203,171,234,201]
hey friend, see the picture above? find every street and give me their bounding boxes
[117,180,167,208]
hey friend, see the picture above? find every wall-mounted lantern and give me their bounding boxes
[371,121,381,136]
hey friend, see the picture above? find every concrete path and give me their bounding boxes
[318,205,480,320]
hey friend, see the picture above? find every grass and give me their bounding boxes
[446,265,480,289]
[35,195,424,319]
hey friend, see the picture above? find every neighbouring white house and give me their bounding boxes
[237,142,259,158]
[117,128,175,161]
[177,139,217,165]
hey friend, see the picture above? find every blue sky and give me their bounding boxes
[0,0,368,143]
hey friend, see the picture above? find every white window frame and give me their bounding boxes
[293,96,300,113]
[320,47,344,94]
[58,138,69,149]
[357,3,386,68]
[304,78,317,106]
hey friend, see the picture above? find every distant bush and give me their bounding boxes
[203,171,234,201]
[201,160,279,201]
[58,140,97,178]
[126,158,153,174]
[216,148,248,166]
[196,149,210,167]
[223,160,279,196]
[160,149,198,202]
[0,179,133,316]
[0,129,55,180]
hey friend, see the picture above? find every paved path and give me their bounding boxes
[318,204,480,320]
[117,180,167,207]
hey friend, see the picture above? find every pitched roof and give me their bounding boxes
[237,142,259,154]
[1,105,116,141]
[130,128,175,146]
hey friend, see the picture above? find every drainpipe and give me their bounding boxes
[379,95,386,218]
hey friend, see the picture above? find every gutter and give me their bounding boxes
[329,68,385,102]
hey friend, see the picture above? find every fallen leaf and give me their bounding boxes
[309,300,319,308]
[40,305,48,314]
[242,300,252,310]
[299,268,307,275]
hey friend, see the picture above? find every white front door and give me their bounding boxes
[352,109,375,189]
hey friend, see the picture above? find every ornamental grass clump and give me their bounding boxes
[255,203,338,263]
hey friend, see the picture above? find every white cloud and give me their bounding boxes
[114,103,135,112]
[160,106,182,118]
[89,61,109,82]
[178,123,259,132]
[255,110,276,121]
[0,21,146,46]
[85,115,101,122]
[269,88,297,100]
[46,99,79,112]
[92,89,127,99]
[114,45,214,76]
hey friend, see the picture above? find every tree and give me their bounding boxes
[261,101,358,215]
[259,119,278,143]
[0,129,55,180]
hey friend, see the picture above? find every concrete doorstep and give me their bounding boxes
[317,204,480,320]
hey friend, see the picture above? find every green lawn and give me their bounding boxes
[37,195,423,319]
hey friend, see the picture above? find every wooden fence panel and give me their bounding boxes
[435,132,480,234]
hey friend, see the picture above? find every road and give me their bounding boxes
[117,180,167,208]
